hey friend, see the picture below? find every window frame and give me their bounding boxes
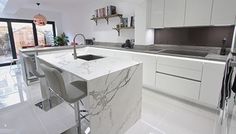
[0,17,56,67]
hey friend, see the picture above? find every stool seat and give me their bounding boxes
[40,64,87,103]
[65,82,87,103]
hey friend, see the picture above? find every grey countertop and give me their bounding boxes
[92,43,228,62]
[20,43,228,62]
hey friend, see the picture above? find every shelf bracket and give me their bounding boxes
[92,19,98,25]
[105,17,109,24]
[113,28,120,36]
[118,15,123,23]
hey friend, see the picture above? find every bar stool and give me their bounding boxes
[22,53,63,111]
[22,53,44,84]
[39,63,87,134]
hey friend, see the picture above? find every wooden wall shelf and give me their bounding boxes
[112,27,135,36]
[91,14,123,25]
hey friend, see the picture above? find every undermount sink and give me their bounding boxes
[160,50,208,57]
[76,54,104,61]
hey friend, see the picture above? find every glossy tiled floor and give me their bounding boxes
[0,65,233,134]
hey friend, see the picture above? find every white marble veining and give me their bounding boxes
[87,64,142,134]
[37,50,143,134]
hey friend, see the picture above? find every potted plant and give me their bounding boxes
[54,32,69,46]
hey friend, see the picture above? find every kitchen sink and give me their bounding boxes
[160,50,208,57]
[76,54,104,61]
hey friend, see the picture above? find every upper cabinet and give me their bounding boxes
[164,0,186,27]
[147,0,165,28]
[147,0,236,28]
[185,0,213,26]
[211,0,236,25]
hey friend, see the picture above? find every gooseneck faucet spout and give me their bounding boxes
[71,33,86,59]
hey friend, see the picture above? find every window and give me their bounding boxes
[36,24,55,47]
[0,18,56,66]
[0,21,12,65]
[11,22,35,54]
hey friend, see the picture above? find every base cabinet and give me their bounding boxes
[199,61,225,107]
[79,47,226,109]
[132,53,157,89]
[156,73,201,100]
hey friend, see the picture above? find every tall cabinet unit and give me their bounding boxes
[132,53,157,89]
[185,0,213,26]
[211,0,236,25]
[199,61,225,107]
[164,0,186,27]
[147,0,165,28]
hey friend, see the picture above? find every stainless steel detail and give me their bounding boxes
[72,34,86,60]
[35,93,63,112]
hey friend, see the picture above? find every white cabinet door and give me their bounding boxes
[200,61,225,107]
[156,73,201,100]
[211,0,236,25]
[132,53,157,89]
[156,55,203,81]
[147,0,165,28]
[164,0,186,27]
[185,0,213,26]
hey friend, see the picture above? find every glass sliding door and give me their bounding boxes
[0,21,13,65]
[0,18,56,67]
[11,22,35,55]
[36,23,55,47]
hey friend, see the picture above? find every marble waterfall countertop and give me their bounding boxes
[36,50,143,134]
[37,50,141,81]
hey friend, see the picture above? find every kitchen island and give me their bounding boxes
[36,49,143,134]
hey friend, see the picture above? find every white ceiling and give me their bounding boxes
[0,0,7,12]
[3,0,145,14]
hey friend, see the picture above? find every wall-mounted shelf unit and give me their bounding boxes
[112,27,135,36]
[91,14,123,25]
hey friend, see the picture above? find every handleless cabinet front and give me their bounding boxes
[185,0,213,26]
[147,0,165,28]
[155,55,203,100]
[211,0,236,25]
[199,61,225,107]
[164,0,186,27]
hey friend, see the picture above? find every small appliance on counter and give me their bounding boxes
[220,38,227,55]
[85,39,94,45]
[121,39,134,49]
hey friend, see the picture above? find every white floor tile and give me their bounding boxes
[125,120,164,134]
[0,65,226,134]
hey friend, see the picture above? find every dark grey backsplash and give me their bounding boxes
[154,26,235,47]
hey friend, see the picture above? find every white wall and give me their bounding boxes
[1,0,153,45]
[61,1,138,44]
[0,8,63,34]
[134,0,154,45]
